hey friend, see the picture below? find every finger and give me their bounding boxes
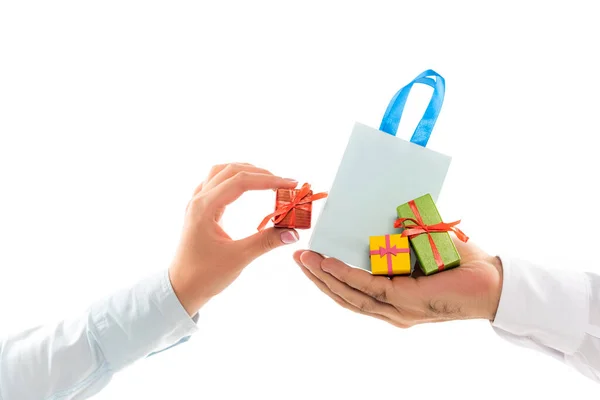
[293,254,403,328]
[322,258,461,324]
[203,172,297,210]
[206,162,252,181]
[194,163,233,196]
[186,182,205,213]
[236,227,299,261]
[196,162,254,196]
[319,257,415,303]
[192,182,204,196]
[204,163,274,192]
[298,251,401,320]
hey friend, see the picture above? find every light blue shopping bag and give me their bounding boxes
[309,70,451,272]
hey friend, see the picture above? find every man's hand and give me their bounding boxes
[293,239,503,327]
[169,163,299,315]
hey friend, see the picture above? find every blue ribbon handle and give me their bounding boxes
[379,69,445,147]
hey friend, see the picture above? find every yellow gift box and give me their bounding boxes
[369,234,411,276]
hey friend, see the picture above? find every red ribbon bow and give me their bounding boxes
[257,183,328,231]
[393,200,469,272]
[371,245,403,258]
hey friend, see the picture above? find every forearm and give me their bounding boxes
[491,256,600,382]
[0,317,112,400]
[0,270,198,400]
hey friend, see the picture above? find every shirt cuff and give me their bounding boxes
[89,269,199,372]
[491,256,590,354]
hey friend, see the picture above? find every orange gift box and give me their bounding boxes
[257,183,327,230]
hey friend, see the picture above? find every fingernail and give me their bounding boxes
[281,230,299,244]
[321,263,331,273]
[284,178,298,183]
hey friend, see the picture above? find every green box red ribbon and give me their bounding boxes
[395,193,468,276]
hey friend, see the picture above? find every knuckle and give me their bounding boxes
[210,164,226,175]
[234,170,250,180]
[190,194,209,211]
[372,288,388,303]
[231,162,248,170]
[357,283,371,295]
[224,163,238,175]
[358,280,387,303]
[356,299,374,313]
[233,171,251,186]
[260,230,278,252]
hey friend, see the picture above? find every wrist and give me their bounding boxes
[462,255,504,321]
[168,266,211,316]
[486,256,504,321]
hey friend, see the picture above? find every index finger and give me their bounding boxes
[203,172,297,209]
[203,164,274,193]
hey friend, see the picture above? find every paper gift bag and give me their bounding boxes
[308,70,452,272]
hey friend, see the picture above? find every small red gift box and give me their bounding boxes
[257,183,327,230]
[275,187,313,229]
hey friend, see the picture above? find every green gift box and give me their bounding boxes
[395,193,466,276]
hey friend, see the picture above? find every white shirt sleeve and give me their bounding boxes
[0,269,199,400]
[491,256,600,382]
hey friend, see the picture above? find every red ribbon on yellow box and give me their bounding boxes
[394,200,468,271]
[257,183,328,231]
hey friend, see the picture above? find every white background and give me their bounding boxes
[1,0,599,398]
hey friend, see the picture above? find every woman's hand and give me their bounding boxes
[169,163,299,315]
[294,239,503,327]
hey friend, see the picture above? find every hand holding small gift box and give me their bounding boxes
[257,183,328,230]
[394,193,469,276]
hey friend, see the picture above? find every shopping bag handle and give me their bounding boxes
[379,69,445,147]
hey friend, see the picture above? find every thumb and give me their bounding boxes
[238,227,299,261]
